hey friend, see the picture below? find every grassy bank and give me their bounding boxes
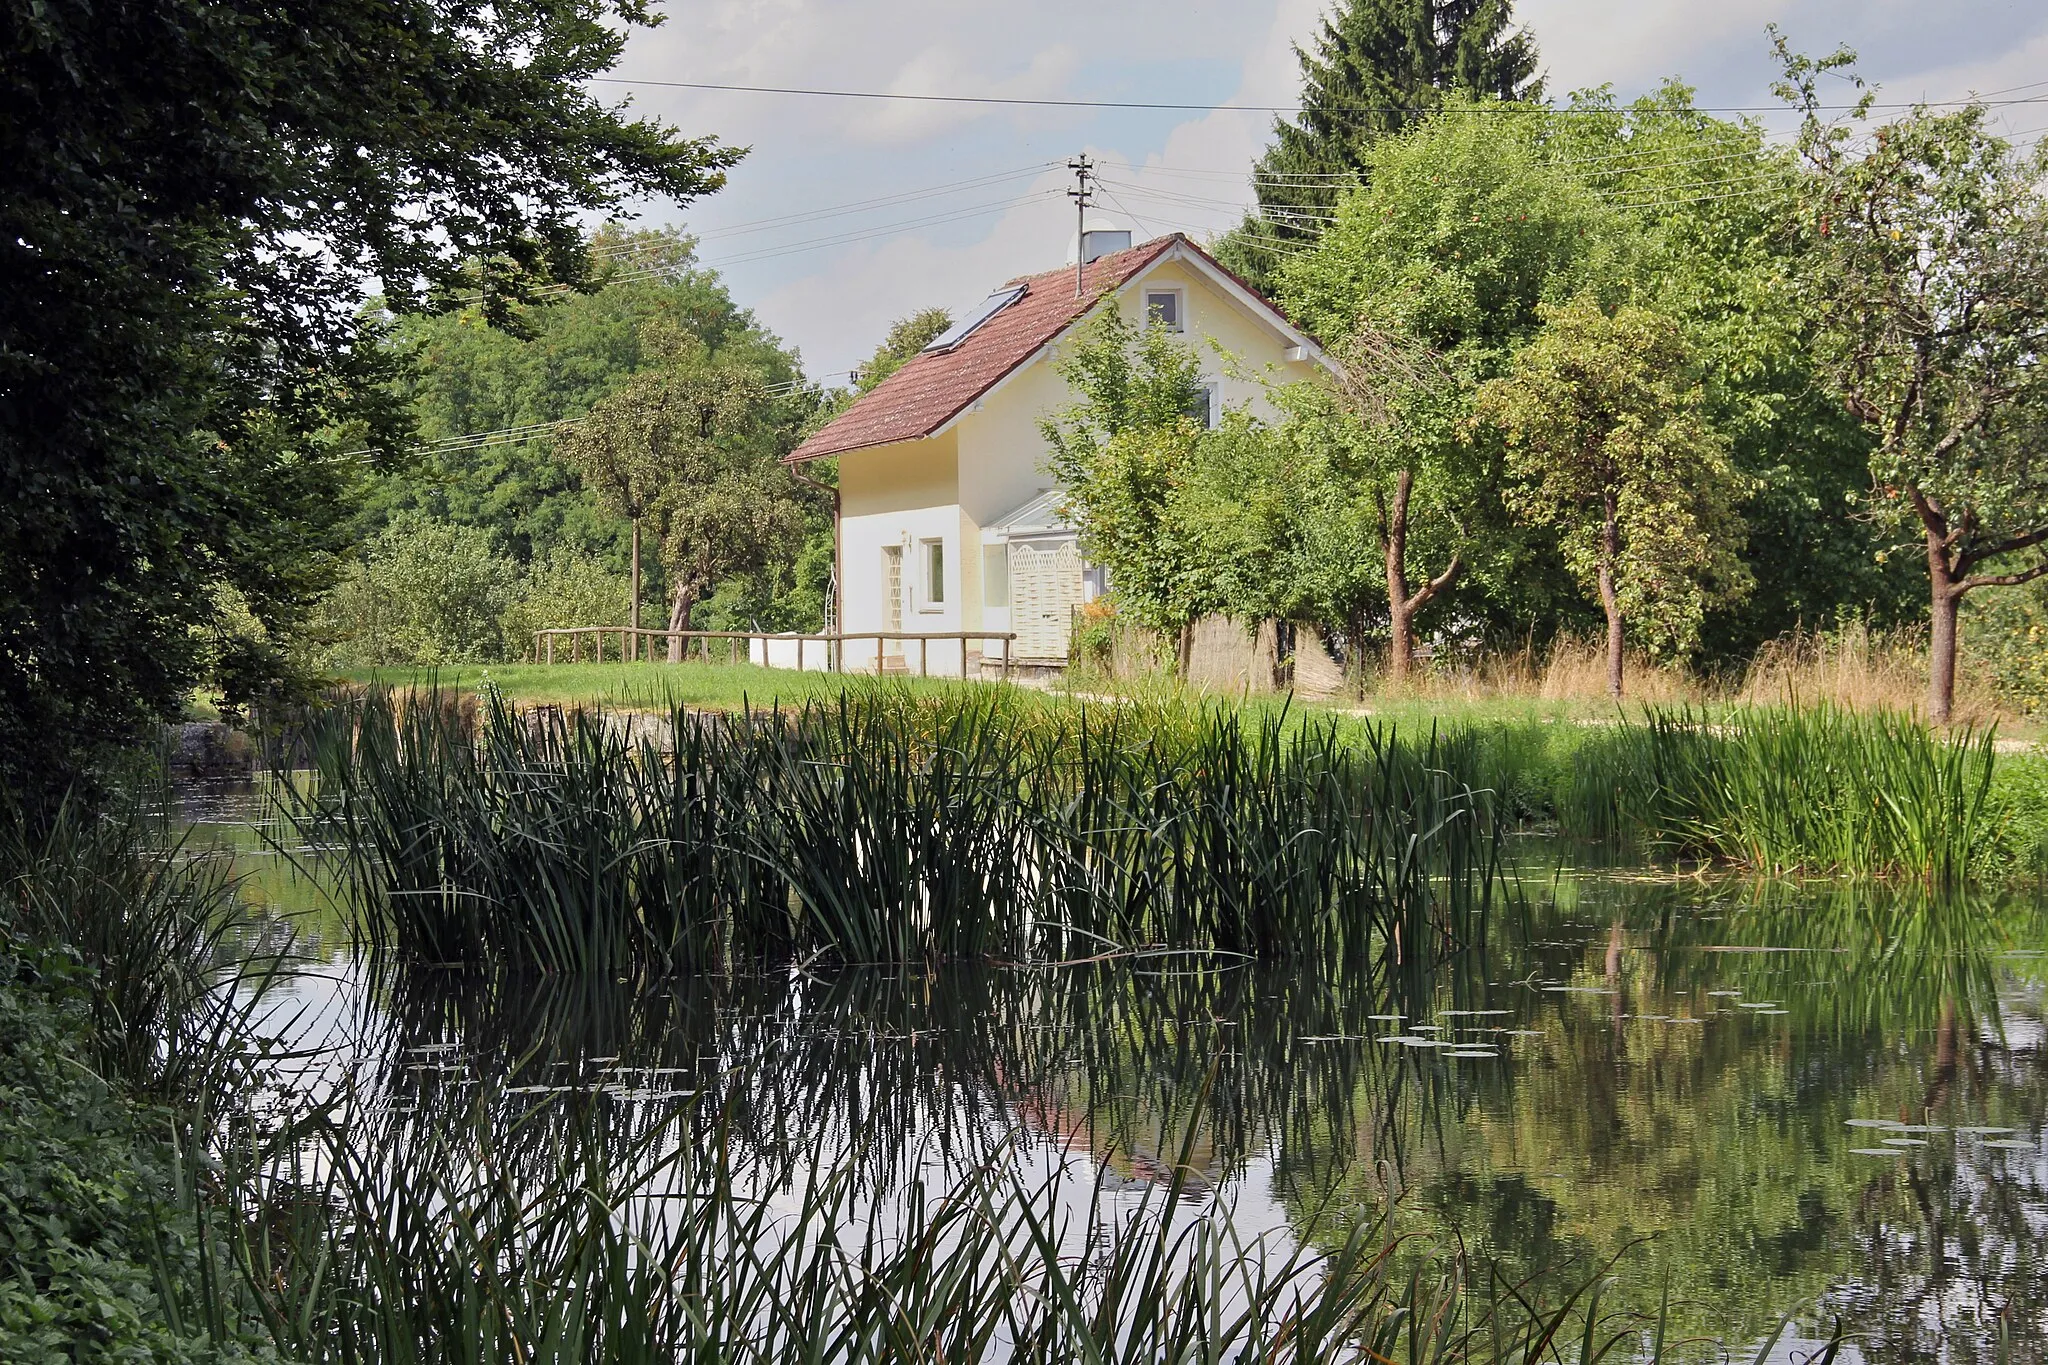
[341,660,987,714]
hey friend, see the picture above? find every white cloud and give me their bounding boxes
[717,0,1329,373]
[599,0,2046,376]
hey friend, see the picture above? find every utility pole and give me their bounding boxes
[1068,153,1094,298]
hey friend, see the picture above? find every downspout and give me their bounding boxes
[787,460,841,669]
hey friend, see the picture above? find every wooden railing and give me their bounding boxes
[532,627,1021,680]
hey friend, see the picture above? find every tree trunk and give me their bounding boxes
[1176,622,1194,678]
[628,518,641,664]
[1600,490,1623,700]
[666,580,699,664]
[1926,531,1963,725]
[1382,469,1460,690]
[1385,472,1414,687]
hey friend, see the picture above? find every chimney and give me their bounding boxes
[1066,217,1132,268]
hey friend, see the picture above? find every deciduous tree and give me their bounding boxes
[1279,105,1615,667]
[1780,41,2048,722]
[1478,299,1750,697]
[1042,312,1215,666]
[1,0,737,808]
[854,309,955,394]
[561,366,823,661]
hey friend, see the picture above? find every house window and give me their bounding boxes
[982,545,1008,608]
[1145,288,1184,332]
[921,538,945,608]
[1184,382,1218,430]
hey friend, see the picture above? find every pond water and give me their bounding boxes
[179,778,2048,1361]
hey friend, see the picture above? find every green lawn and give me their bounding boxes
[345,660,1605,733]
[344,662,998,713]
[341,659,2039,744]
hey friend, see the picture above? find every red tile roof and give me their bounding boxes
[787,234,1186,464]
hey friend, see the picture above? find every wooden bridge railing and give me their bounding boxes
[532,627,1021,680]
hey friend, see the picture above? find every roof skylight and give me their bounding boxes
[921,284,1027,353]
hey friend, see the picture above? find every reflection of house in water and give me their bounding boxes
[1003,1077,1222,1199]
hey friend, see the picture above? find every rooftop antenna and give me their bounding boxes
[1068,153,1094,299]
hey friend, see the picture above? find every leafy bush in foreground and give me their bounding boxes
[0,953,267,1365]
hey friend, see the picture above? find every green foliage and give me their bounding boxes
[499,547,634,663]
[319,516,647,667]
[1782,39,2048,713]
[1,0,736,814]
[317,513,521,667]
[853,307,954,393]
[1042,312,1215,636]
[1542,86,1912,659]
[1278,101,1616,354]
[1276,101,1624,644]
[0,797,289,1364]
[1966,580,2048,716]
[1273,89,1916,661]
[1217,0,1542,289]
[1479,298,1751,664]
[373,229,804,563]
[560,363,826,638]
[0,966,255,1365]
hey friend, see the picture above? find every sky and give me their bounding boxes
[600,0,2048,380]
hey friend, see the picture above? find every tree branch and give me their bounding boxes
[1405,553,1463,614]
[1963,558,2048,590]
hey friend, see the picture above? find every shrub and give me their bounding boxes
[315,513,519,667]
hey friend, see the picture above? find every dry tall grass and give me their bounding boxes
[1366,636,1700,705]
[1738,620,2000,724]
[1066,606,2023,730]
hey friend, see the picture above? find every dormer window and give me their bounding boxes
[1145,288,1184,332]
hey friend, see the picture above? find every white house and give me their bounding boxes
[781,229,1335,674]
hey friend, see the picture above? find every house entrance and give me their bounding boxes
[1008,539,1082,661]
[881,545,904,665]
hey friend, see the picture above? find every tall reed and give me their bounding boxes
[295,688,1503,973]
[0,796,291,1100]
[1562,703,2002,884]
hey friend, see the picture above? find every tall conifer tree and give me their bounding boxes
[1219,0,1541,291]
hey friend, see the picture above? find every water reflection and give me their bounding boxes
[195,782,2048,1360]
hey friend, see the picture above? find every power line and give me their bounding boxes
[594,74,2048,117]
[455,187,1062,304]
[693,163,1059,238]
[349,370,860,459]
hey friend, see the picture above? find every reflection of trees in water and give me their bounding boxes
[344,875,2048,1352]
[1397,875,2048,1355]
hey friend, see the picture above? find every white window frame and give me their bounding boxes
[918,537,946,612]
[1144,286,1186,333]
[1187,381,1219,430]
